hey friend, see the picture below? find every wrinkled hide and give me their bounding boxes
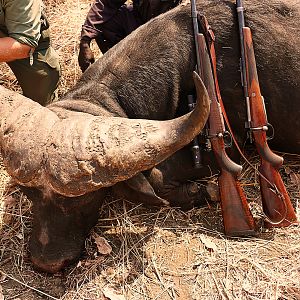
[0,0,299,272]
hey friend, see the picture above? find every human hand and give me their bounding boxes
[78,41,95,72]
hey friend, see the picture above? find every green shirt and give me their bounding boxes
[0,0,42,48]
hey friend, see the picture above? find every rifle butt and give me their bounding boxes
[259,161,298,228]
[219,170,256,236]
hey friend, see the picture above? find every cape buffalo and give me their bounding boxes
[0,0,299,273]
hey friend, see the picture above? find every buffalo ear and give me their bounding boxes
[112,173,169,206]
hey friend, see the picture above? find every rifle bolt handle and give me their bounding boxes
[250,125,268,131]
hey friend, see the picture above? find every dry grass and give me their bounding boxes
[0,155,299,300]
[0,0,300,299]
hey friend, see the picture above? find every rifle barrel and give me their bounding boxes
[236,1,247,91]
[236,0,252,129]
[191,0,202,75]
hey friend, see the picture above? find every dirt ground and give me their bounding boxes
[0,0,299,299]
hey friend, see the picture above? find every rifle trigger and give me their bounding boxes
[223,130,233,148]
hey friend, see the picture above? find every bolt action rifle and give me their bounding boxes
[191,0,256,236]
[236,0,297,227]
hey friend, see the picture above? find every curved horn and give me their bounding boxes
[0,72,210,197]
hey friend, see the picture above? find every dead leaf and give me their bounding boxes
[0,275,6,284]
[76,261,82,268]
[3,195,16,206]
[290,172,300,185]
[16,233,23,240]
[103,287,125,300]
[92,234,112,255]
[284,166,292,175]
[199,234,218,252]
[206,181,220,202]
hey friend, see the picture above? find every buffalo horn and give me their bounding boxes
[0,72,210,197]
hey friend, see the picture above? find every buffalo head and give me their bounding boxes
[0,72,210,272]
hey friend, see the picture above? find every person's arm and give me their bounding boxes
[81,0,126,42]
[0,0,41,62]
[0,37,33,62]
[78,0,126,72]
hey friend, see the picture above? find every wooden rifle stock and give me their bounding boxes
[242,28,297,227]
[197,33,255,236]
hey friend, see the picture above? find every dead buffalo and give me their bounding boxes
[0,0,299,273]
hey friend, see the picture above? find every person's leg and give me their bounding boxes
[7,47,60,106]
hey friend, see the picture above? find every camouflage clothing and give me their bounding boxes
[0,0,60,105]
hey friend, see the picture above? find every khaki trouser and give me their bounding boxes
[7,46,61,106]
